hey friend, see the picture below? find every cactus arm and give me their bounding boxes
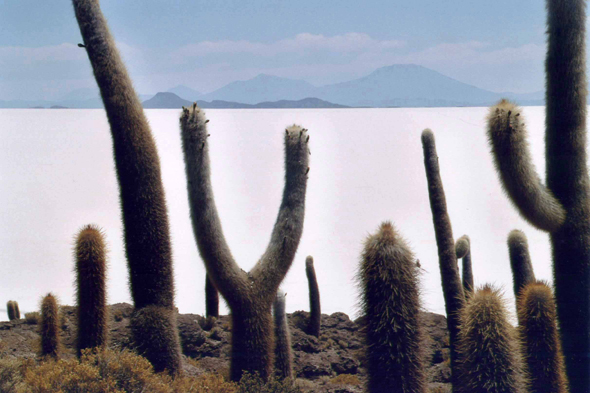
[507,229,536,323]
[179,104,249,306]
[456,235,474,297]
[487,100,566,232]
[305,256,321,337]
[421,129,465,388]
[249,126,310,298]
[72,0,175,310]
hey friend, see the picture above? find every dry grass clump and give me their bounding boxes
[236,372,303,393]
[328,373,361,386]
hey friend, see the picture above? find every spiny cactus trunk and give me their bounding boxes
[180,104,309,381]
[75,224,108,356]
[507,230,536,325]
[359,222,426,393]
[518,281,568,393]
[456,235,474,297]
[72,0,181,374]
[40,293,60,359]
[421,129,465,389]
[305,256,321,337]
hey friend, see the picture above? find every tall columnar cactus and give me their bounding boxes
[455,235,474,297]
[180,104,309,381]
[6,301,19,321]
[273,290,293,380]
[72,0,181,374]
[518,281,568,393]
[40,293,60,359]
[359,222,426,393]
[507,230,536,323]
[421,129,465,387]
[205,274,219,319]
[74,224,108,356]
[457,285,528,393]
[305,256,321,337]
[486,2,588,388]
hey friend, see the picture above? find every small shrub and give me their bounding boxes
[237,372,303,393]
[112,309,125,322]
[25,312,40,325]
[329,374,361,386]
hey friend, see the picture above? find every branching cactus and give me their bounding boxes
[421,129,465,387]
[72,0,181,374]
[205,274,219,319]
[74,224,108,356]
[457,285,528,393]
[518,281,568,393]
[180,103,310,381]
[40,293,60,359]
[273,290,293,380]
[305,256,321,337]
[359,222,426,393]
[486,1,589,388]
[507,230,536,323]
[455,235,474,297]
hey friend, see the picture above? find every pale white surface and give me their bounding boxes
[0,107,553,322]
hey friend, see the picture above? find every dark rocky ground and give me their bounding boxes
[0,303,451,392]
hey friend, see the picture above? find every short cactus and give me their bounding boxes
[180,103,309,381]
[359,222,426,393]
[6,300,19,321]
[72,0,181,374]
[74,224,108,356]
[305,256,321,337]
[507,229,536,323]
[457,285,528,393]
[205,274,219,319]
[421,129,465,387]
[518,281,568,393]
[273,290,293,380]
[455,235,474,297]
[39,293,60,359]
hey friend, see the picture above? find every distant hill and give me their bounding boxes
[167,85,203,101]
[203,74,317,104]
[141,92,347,109]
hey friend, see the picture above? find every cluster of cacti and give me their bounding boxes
[305,256,321,337]
[359,222,426,393]
[39,293,60,359]
[273,290,293,380]
[72,0,181,374]
[6,300,20,321]
[74,224,108,356]
[485,0,589,390]
[180,102,310,381]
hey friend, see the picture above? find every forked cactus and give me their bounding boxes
[486,1,589,388]
[180,103,310,381]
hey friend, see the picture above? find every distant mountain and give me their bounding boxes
[253,97,348,108]
[203,74,317,104]
[141,92,347,109]
[167,85,203,101]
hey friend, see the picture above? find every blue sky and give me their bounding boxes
[0,0,557,100]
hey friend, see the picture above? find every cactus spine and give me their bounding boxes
[359,222,426,393]
[72,0,181,374]
[205,274,219,319]
[6,301,19,321]
[273,290,293,379]
[455,235,474,297]
[457,285,528,393]
[518,281,568,393]
[180,104,309,381]
[486,2,589,388]
[39,293,60,359]
[507,230,536,323]
[74,224,108,356]
[305,256,321,337]
[421,129,465,387]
